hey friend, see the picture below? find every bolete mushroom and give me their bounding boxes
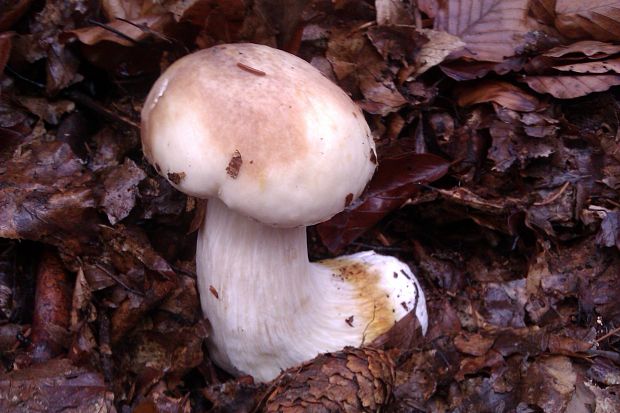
[141,43,427,382]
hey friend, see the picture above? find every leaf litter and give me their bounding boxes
[0,0,619,411]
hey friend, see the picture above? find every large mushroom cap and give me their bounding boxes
[141,43,376,227]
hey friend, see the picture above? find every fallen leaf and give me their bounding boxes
[317,153,450,253]
[0,358,115,412]
[0,0,32,31]
[595,210,620,250]
[553,57,620,74]
[522,74,620,98]
[413,29,465,77]
[522,356,577,412]
[543,40,620,58]
[375,0,416,25]
[456,80,541,112]
[434,0,531,62]
[555,1,620,42]
[99,158,147,225]
[65,15,173,46]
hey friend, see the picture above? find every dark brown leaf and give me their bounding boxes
[99,158,147,225]
[0,358,115,412]
[555,1,620,42]
[456,80,541,111]
[317,153,450,253]
[0,140,99,254]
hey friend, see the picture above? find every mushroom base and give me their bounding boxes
[197,198,427,382]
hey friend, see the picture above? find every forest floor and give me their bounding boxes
[0,0,619,412]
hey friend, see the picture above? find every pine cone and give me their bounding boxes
[264,347,395,412]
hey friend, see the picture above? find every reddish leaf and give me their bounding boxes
[317,153,450,253]
[456,80,541,111]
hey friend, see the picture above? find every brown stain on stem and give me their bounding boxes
[321,258,395,343]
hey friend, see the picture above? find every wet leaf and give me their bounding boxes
[317,153,450,253]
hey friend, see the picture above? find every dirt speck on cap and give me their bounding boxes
[209,285,219,299]
[226,150,242,179]
[236,62,266,76]
[345,193,354,207]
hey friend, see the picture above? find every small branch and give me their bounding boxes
[596,325,620,343]
[87,18,139,45]
[28,248,72,363]
[533,181,570,206]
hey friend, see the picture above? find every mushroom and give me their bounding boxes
[141,43,428,382]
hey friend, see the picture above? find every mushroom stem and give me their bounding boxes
[197,198,426,382]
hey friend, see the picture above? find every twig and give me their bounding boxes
[64,90,139,130]
[596,325,620,343]
[533,181,570,206]
[95,263,145,297]
[4,65,46,89]
[87,18,139,45]
[115,17,173,43]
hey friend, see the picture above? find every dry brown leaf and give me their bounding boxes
[553,57,620,74]
[414,29,465,77]
[375,0,416,25]
[0,0,32,31]
[102,0,162,20]
[456,80,541,111]
[522,74,620,98]
[99,158,147,225]
[543,40,620,58]
[522,356,577,412]
[0,359,115,412]
[0,33,11,74]
[434,0,531,62]
[555,0,620,42]
[418,0,439,18]
[66,15,172,46]
[530,0,556,25]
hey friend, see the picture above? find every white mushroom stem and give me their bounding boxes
[197,198,428,382]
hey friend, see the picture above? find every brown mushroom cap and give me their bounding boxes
[141,43,376,227]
